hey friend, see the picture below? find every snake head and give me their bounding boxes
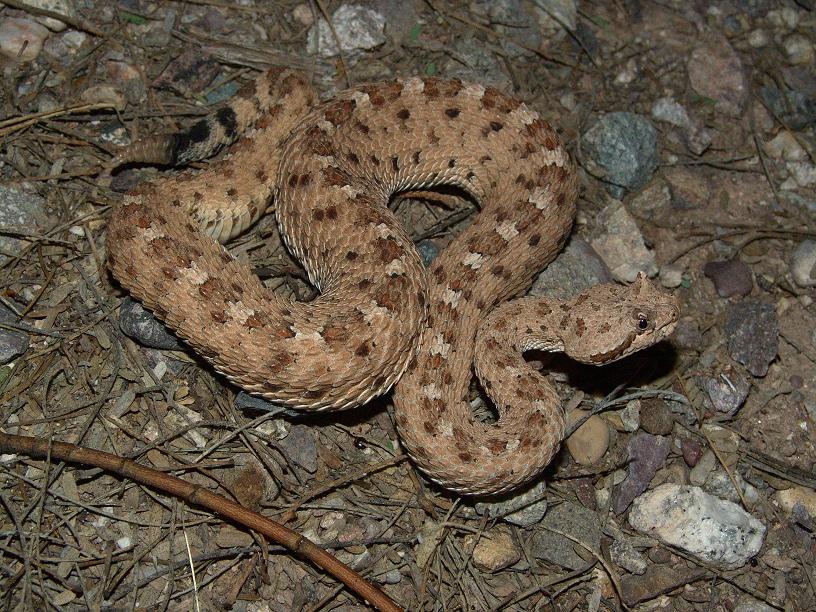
[561,272,680,365]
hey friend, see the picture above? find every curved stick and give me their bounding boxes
[0,433,402,612]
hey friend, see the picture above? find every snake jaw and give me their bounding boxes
[587,330,638,364]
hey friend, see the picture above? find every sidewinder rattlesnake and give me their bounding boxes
[106,68,679,495]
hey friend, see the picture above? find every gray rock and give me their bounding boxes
[0,305,29,363]
[475,480,548,527]
[613,434,670,514]
[610,539,648,575]
[12,0,78,32]
[443,34,510,90]
[118,297,182,351]
[532,501,600,569]
[672,318,704,351]
[277,424,318,473]
[658,264,684,288]
[307,4,386,57]
[0,186,48,264]
[469,0,542,58]
[724,301,778,377]
[582,112,658,197]
[629,484,766,569]
[758,84,816,131]
[703,259,753,297]
[703,468,757,505]
[530,236,613,301]
[791,240,816,287]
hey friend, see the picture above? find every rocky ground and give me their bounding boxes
[0,0,815,610]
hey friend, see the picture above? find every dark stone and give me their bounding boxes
[639,398,674,436]
[118,298,182,350]
[724,300,778,376]
[613,434,670,514]
[703,259,753,298]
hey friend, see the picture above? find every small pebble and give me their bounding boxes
[681,438,703,467]
[566,409,610,465]
[764,130,807,161]
[611,539,648,575]
[689,450,717,486]
[620,400,641,432]
[588,200,658,282]
[775,486,816,520]
[783,33,815,66]
[748,29,769,48]
[118,298,182,350]
[467,527,520,572]
[658,264,683,289]
[533,502,601,570]
[639,398,674,435]
[703,368,750,415]
[791,240,816,287]
[703,260,753,297]
[475,480,548,527]
[672,318,703,351]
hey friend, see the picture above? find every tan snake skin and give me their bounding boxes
[106,69,679,495]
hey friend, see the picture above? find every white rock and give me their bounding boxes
[783,33,814,66]
[589,200,658,282]
[307,4,386,57]
[629,484,765,569]
[747,29,769,48]
[785,161,816,188]
[0,18,49,62]
[651,97,690,128]
[659,264,684,288]
[791,240,816,288]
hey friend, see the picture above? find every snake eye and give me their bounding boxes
[636,313,649,333]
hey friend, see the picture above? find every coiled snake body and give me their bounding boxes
[106,69,678,495]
